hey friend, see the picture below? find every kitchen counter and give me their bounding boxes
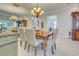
[0,31,19,38]
[0,31,19,37]
[0,31,19,56]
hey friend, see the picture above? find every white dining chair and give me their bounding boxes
[51,29,58,55]
[25,29,43,56]
[18,27,27,49]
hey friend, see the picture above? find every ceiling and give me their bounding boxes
[0,3,78,15]
[17,3,74,13]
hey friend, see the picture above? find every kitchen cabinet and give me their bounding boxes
[0,33,18,56]
[71,12,79,41]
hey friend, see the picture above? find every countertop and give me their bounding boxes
[0,31,19,38]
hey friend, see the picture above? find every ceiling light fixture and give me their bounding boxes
[31,4,44,18]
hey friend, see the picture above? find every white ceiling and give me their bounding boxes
[0,3,78,15]
[18,3,74,13]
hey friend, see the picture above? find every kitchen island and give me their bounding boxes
[0,31,19,56]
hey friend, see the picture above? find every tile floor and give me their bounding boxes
[55,37,79,56]
[18,38,53,56]
[18,37,79,56]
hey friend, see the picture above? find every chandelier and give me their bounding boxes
[31,6,44,18]
[9,16,17,21]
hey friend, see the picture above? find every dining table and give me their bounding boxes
[35,30,54,56]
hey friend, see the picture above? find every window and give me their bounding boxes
[47,15,57,31]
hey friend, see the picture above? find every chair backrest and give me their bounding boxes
[18,28,26,41]
[52,29,58,43]
[25,29,36,45]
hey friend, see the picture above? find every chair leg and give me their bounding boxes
[44,47,46,56]
[20,40,22,47]
[27,44,30,52]
[54,43,56,49]
[24,41,27,50]
[35,47,37,56]
[51,46,54,55]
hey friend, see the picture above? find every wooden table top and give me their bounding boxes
[35,31,53,39]
[35,31,54,47]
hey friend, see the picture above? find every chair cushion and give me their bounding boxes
[34,39,43,46]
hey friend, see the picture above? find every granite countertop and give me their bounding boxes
[0,31,19,38]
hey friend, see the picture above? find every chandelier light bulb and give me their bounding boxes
[36,9,39,12]
[33,8,36,10]
[31,7,44,17]
[31,10,34,13]
[41,11,44,13]
[38,7,41,10]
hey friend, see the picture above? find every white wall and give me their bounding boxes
[45,7,74,39]
[44,5,79,40]
[57,8,72,38]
